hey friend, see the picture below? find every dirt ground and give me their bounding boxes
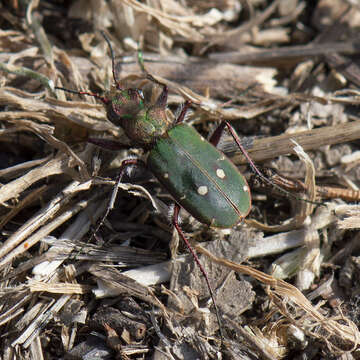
[1,0,360,359]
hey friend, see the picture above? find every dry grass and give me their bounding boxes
[1,0,360,358]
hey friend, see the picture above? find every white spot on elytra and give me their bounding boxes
[216,168,226,179]
[164,173,169,179]
[243,185,249,192]
[200,137,205,141]
[197,185,208,196]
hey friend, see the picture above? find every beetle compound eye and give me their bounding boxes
[137,90,144,100]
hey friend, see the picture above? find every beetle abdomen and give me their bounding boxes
[148,124,251,228]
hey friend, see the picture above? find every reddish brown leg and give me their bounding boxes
[211,121,322,205]
[174,100,192,125]
[154,81,169,109]
[209,120,271,179]
[90,158,145,241]
[208,121,226,147]
[223,121,297,197]
[172,204,224,340]
[138,57,169,109]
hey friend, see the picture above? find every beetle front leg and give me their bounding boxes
[88,138,132,151]
[208,121,226,147]
[172,204,224,339]
[153,79,169,109]
[137,52,169,109]
[91,158,145,240]
[174,100,192,125]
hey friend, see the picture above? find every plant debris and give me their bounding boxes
[2,0,360,358]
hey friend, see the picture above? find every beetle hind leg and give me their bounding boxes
[209,120,297,203]
[172,204,224,340]
[223,122,321,205]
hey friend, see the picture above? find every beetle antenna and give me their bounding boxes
[55,86,109,104]
[55,31,123,104]
[100,31,123,90]
[137,50,168,88]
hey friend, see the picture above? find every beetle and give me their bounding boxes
[55,32,279,338]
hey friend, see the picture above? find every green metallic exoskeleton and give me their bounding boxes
[101,80,251,227]
[55,34,253,338]
[148,123,251,228]
[105,87,173,145]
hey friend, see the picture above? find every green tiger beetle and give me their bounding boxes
[55,32,316,340]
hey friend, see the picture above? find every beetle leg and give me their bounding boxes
[208,121,226,147]
[90,158,145,240]
[88,138,132,151]
[174,100,192,125]
[172,204,224,340]
[209,120,285,189]
[136,50,169,109]
[154,81,169,109]
[137,51,170,110]
[211,120,284,194]
[223,121,322,205]
[224,121,290,189]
